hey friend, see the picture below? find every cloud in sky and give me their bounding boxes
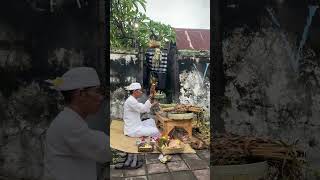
[143,0,210,29]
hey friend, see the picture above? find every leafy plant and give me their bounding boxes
[110,0,176,50]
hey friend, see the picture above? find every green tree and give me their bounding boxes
[110,0,176,50]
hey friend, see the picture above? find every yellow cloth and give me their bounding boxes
[110,120,196,154]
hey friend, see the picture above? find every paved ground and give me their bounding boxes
[110,149,210,180]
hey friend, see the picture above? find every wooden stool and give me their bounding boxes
[155,112,193,138]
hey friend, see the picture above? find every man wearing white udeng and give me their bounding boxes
[123,82,160,137]
[121,82,160,168]
[43,67,110,180]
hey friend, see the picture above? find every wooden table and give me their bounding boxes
[155,112,193,138]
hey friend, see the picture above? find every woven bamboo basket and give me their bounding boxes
[167,112,194,120]
[138,143,154,152]
[159,103,176,108]
[156,143,185,155]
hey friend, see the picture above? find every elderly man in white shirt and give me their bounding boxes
[43,67,110,180]
[123,82,160,137]
[119,82,160,169]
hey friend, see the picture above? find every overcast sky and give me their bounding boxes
[143,0,210,29]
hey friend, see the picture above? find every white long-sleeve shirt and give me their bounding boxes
[44,107,110,180]
[123,95,152,136]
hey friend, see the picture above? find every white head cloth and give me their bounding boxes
[46,67,100,91]
[125,82,142,91]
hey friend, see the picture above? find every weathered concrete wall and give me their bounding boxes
[1,83,60,180]
[110,50,211,120]
[110,52,141,119]
[222,26,320,159]
[178,55,210,120]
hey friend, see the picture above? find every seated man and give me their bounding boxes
[123,82,160,137]
[120,82,160,169]
[44,67,110,180]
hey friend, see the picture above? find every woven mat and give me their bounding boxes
[110,120,196,154]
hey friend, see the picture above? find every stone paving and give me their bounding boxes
[110,149,210,180]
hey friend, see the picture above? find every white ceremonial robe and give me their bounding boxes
[43,107,110,180]
[123,95,159,137]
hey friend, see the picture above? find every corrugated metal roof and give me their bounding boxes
[174,28,210,51]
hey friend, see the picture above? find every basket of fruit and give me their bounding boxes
[156,135,185,155]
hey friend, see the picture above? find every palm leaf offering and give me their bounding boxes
[211,133,306,179]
